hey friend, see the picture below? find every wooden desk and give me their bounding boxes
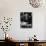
[5,39,46,46]
[14,40,46,46]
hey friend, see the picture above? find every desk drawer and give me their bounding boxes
[38,43,46,46]
[24,43,28,46]
[16,43,28,46]
[20,43,24,46]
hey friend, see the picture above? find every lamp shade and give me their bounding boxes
[29,0,43,8]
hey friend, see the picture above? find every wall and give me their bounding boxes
[0,0,46,40]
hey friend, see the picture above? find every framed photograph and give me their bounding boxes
[20,12,32,28]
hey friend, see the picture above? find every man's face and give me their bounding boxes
[24,14,28,20]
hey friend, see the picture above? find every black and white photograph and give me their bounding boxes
[20,12,32,28]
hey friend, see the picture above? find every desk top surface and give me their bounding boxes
[1,39,46,43]
[9,40,46,43]
[5,38,46,43]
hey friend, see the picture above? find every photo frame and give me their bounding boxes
[20,12,32,28]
